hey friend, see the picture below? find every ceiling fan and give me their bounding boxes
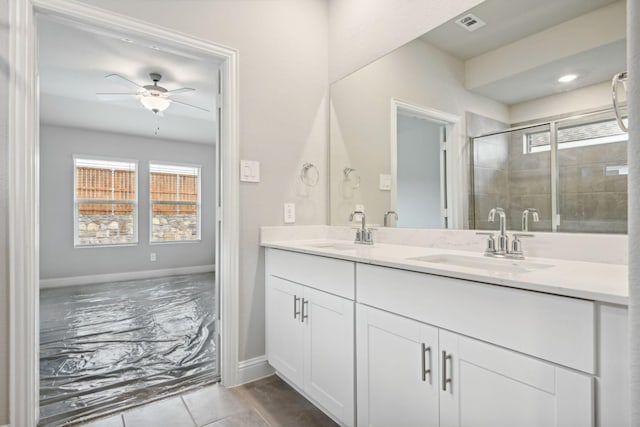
[96,72,209,116]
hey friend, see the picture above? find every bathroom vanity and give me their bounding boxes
[262,227,628,427]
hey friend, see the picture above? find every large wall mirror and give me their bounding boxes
[329,0,628,233]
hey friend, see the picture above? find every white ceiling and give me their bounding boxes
[38,15,222,145]
[421,0,626,106]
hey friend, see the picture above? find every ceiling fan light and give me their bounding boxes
[140,95,171,113]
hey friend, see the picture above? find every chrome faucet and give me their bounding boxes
[488,207,508,256]
[521,208,539,232]
[480,207,534,259]
[349,210,373,245]
[383,210,398,227]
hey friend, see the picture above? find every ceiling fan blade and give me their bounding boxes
[105,74,144,91]
[167,87,195,95]
[96,93,139,101]
[170,99,210,113]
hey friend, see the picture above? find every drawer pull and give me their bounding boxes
[421,343,432,383]
[293,295,301,319]
[442,351,452,392]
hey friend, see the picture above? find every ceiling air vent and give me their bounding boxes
[455,13,486,32]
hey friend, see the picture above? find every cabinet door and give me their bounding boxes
[303,288,355,426]
[266,276,304,388]
[439,330,594,427]
[356,304,439,427]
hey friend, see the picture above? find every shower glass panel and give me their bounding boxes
[556,111,628,233]
[472,124,552,232]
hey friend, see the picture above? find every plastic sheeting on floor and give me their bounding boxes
[39,273,217,426]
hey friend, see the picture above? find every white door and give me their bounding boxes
[356,305,439,427]
[303,288,355,426]
[439,330,594,427]
[266,276,304,387]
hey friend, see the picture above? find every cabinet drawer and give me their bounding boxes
[357,264,595,374]
[267,248,355,299]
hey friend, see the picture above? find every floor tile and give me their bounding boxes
[203,409,270,427]
[78,414,124,427]
[182,383,250,426]
[122,396,195,427]
[233,376,338,427]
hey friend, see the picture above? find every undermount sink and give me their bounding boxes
[408,254,553,274]
[307,242,359,251]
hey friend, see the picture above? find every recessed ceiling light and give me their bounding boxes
[558,74,578,83]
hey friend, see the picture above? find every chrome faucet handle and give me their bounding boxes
[476,232,496,256]
[509,233,534,259]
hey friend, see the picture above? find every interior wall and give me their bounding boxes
[73,0,330,363]
[39,125,216,280]
[0,0,9,423]
[509,81,611,124]
[327,0,484,82]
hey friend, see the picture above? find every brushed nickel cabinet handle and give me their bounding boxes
[442,350,452,392]
[421,343,432,383]
[301,298,309,322]
[293,295,300,319]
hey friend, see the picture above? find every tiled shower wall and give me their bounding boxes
[468,112,628,234]
[558,140,627,233]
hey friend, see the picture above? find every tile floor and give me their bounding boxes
[74,375,338,427]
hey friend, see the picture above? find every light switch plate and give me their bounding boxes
[379,174,392,190]
[240,160,260,182]
[284,203,295,223]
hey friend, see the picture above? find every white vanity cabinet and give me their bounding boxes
[357,304,593,427]
[265,249,355,427]
[264,246,628,427]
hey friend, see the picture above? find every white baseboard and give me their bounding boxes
[237,355,274,385]
[40,264,215,289]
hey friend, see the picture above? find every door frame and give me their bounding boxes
[8,1,240,426]
[389,98,461,228]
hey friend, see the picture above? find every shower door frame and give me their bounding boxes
[8,1,241,426]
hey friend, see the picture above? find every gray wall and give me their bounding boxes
[40,125,216,279]
[397,115,442,228]
[0,0,8,423]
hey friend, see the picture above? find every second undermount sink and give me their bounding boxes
[408,254,553,274]
[307,242,359,251]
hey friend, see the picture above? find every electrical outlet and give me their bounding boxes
[284,203,296,224]
[355,204,364,212]
[150,253,157,262]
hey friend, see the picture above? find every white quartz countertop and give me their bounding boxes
[262,239,628,305]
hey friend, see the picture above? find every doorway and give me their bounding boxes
[390,100,460,229]
[8,2,240,426]
[36,13,222,425]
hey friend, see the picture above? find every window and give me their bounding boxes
[150,163,201,242]
[524,117,628,154]
[74,156,138,246]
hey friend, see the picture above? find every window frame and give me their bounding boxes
[73,154,139,248]
[149,160,203,244]
[523,117,629,154]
